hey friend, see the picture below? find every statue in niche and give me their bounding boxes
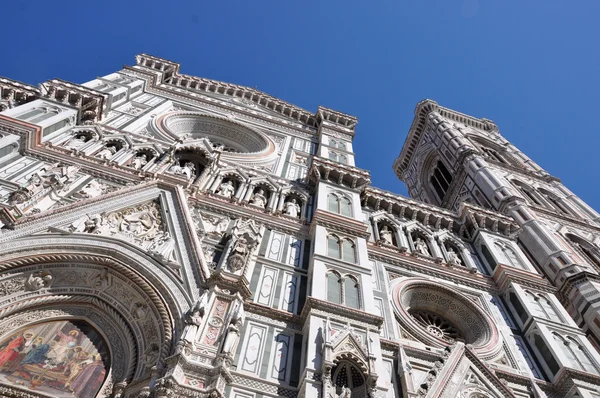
[96,145,118,160]
[168,161,195,180]
[24,271,53,291]
[379,225,394,246]
[131,153,148,170]
[249,188,267,208]
[177,291,209,353]
[148,231,177,263]
[283,198,301,218]
[217,180,235,198]
[227,237,249,272]
[64,134,88,150]
[338,386,351,398]
[446,247,462,265]
[414,237,430,256]
[220,301,245,359]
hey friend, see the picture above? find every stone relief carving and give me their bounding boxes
[24,271,53,291]
[0,277,24,296]
[192,209,230,239]
[68,201,181,269]
[221,218,262,275]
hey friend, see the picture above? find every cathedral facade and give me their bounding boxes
[0,54,599,397]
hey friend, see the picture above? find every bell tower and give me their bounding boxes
[394,99,600,350]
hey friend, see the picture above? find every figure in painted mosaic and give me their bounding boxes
[0,321,107,398]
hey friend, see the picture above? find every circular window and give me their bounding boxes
[153,112,276,161]
[391,278,501,357]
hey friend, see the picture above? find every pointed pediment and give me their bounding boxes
[426,343,516,398]
[0,182,208,295]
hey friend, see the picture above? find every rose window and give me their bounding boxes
[391,278,502,357]
[410,310,462,342]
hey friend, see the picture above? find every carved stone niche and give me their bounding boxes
[217,218,262,276]
[166,147,213,181]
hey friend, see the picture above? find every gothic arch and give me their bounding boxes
[0,235,190,374]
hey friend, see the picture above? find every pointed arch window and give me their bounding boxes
[525,291,560,322]
[430,160,453,201]
[565,234,600,270]
[328,151,347,165]
[344,278,360,309]
[534,334,560,375]
[327,235,357,264]
[328,236,341,258]
[327,272,342,304]
[342,240,356,263]
[538,189,573,216]
[326,272,361,309]
[481,244,497,270]
[327,193,353,217]
[494,242,522,268]
[566,336,598,372]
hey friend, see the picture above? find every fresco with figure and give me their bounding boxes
[0,320,108,398]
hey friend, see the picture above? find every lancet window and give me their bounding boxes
[327,192,353,217]
[326,272,361,309]
[565,234,600,270]
[525,291,561,322]
[430,160,453,202]
[327,235,357,264]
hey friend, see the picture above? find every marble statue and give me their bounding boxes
[132,154,148,170]
[379,225,394,245]
[284,198,301,218]
[64,135,88,150]
[414,237,430,256]
[149,231,177,263]
[446,247,462,265]
[217,180,235,198]
[249,188,267,208]
[96,145,117,160]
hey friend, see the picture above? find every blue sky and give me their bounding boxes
[3,1,599,210]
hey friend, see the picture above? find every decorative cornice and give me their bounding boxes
[310,209,370,239]
[300,296,384,328]
[492,263,556,293]
[307,156,371,190]
[134,54,357,134]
